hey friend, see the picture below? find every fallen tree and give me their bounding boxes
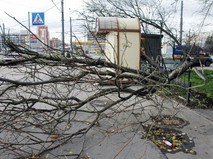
[0,35,196,159]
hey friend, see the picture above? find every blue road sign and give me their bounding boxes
[32,12,45,26]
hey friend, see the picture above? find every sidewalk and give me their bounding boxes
[165,105,213,159]
[42,96,213,159]
[193,109,213,122]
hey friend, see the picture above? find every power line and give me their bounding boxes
[50,0,61,12]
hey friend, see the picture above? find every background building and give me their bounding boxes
[86,31,106,53]
[50,37,61,48]
[37,26,50,50]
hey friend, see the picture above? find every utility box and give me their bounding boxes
[96,17,141,70]
[141,33,163,60]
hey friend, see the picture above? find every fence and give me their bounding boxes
[163,58,192,104]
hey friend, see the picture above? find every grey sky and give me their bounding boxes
[0,0,212,42]
[0,0,84,42]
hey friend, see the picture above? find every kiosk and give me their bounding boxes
[96,17,141,70]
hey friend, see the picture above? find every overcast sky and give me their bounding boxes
[0,0,212,42]
[0,0,85,42]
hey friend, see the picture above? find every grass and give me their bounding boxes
[157,69,213,108]
[180,69,213,98]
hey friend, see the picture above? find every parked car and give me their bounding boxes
[190,53,213,67]
[86,50,105,61]
[88,50,97,55]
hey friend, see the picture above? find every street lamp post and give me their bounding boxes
[180,0,183,45]
[61,0,65,55]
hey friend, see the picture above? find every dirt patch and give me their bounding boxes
[152,115,189,128]
[188,90,213,109]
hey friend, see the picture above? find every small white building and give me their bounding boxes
[96,17,141,70]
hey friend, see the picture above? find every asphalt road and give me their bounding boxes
[193,64,213,70]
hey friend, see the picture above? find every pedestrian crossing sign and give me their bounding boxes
[32,12,45,26]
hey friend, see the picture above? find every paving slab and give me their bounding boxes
[165,106,213,159]
[1,92,212,159]
[42,97,213,159]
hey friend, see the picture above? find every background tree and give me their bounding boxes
[203,34,213,53]
[197,0,213,19]
[83,0,180,42]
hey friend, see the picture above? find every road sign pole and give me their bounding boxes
[28,11,31,49]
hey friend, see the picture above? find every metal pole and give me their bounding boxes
[28,12,31,49]
[70,16,72,52]
[61,0,65,55]
[180,0,183,45]
[2,23,5,51]
[187,69,191,104]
